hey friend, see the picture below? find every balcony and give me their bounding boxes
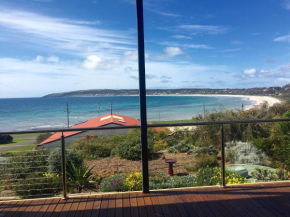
[1,182,290,216]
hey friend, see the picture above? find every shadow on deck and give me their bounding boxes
[1,182,290,217]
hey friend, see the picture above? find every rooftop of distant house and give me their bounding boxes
[39,113,141,146]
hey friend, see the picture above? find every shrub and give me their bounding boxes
[174,140,191,153]
[125,172,142,191]
[251,168,289,181]
[167,147,177,153]
[10,172,62,199]
[5,149,50,180]
[149,171,195,190]
[192,145,218,157]
[100,171,196,192]
[48,148,83,174]
[186,155,219,172]
[36,133,53,144]
[72,135,122,159]
[100,174,128,192]
[67,163,96,193]
[194,167,247,186]
[118,130,154,160]
[153,140,168,152]
[0,134,13,144]
[166,140,191,153]
[227,141,267,165]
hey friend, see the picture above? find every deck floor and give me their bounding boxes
[1,182,290,217]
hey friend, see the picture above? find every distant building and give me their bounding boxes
[38,113,141,148]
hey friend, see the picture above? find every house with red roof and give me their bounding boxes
[38,113,141,148]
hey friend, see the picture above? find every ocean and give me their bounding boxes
[0,96,254,132]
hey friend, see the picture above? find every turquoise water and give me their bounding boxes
[0,96,254,131]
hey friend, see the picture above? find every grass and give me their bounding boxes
[12,133,40,138]
[0,139,31,147]
[4,144,35,152]
[152,119,196,124]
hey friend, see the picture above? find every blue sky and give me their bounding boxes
[0,0,290,97]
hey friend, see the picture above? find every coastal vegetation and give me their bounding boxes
[43,83,290,99]
[36,133,53,144]
[0,135,13,144]
[1,101,290,199]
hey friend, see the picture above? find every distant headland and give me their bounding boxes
[43,84,290,99]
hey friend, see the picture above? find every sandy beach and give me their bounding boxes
[161,94,282,111]
[193,94,281,110]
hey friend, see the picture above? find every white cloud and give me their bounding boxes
[124,67,138,73]
[218,48,241,53]
[283,0,290,10]
[160,41,212,50]
[172,35,192,39]
[153,11,180,17]
[185,44,212,49]
[83,55,121,70]
[83,55,102,70]
[0,55,234,97]
[243,68,256,77]
[155,47,184,59]
[258,70,274,78]
[123,50,138,61]
[122,50,149,61]
[178,25,228,35]
[146,74,158,79]
[164,47,183,57]
[35,55,44,62]
[274,35,290,43]
[34,55,59,63]
[277,78,290,82]
[47,56,60,63]
[0,8,133,57]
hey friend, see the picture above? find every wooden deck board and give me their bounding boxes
[1,182,290,217]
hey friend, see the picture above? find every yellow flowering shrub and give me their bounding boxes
[195,167,247,186]
[125,172,142,191]
[153,140,168,152]
[43,172,60,178]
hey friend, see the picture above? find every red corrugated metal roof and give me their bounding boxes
[39,113,140,146]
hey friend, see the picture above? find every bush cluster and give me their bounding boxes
[186,155,219,172]
[118,130,154,160]
[36,133,52,144]
[192,145,218,157]
[0,134,13,144]
[167,140,191,153]
[3,148,85,198]
[72,135,122,159]
[10,173,62,199]
[251,168,289,181]
[99,174,128,192]
[100,171,195,192]
[153,140,168,152]
[194,167,247,186]
[48,148,83,174]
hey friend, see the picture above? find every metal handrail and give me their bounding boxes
[1,118,290,135]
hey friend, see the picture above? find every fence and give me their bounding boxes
[0,118,290,201]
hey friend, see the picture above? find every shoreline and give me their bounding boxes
[148,94,282,111]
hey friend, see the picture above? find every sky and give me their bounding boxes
[0,0,290,98]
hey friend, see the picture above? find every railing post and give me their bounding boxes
[221,125,226,187]
[61,132,68,199]
[136,0,149,193]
